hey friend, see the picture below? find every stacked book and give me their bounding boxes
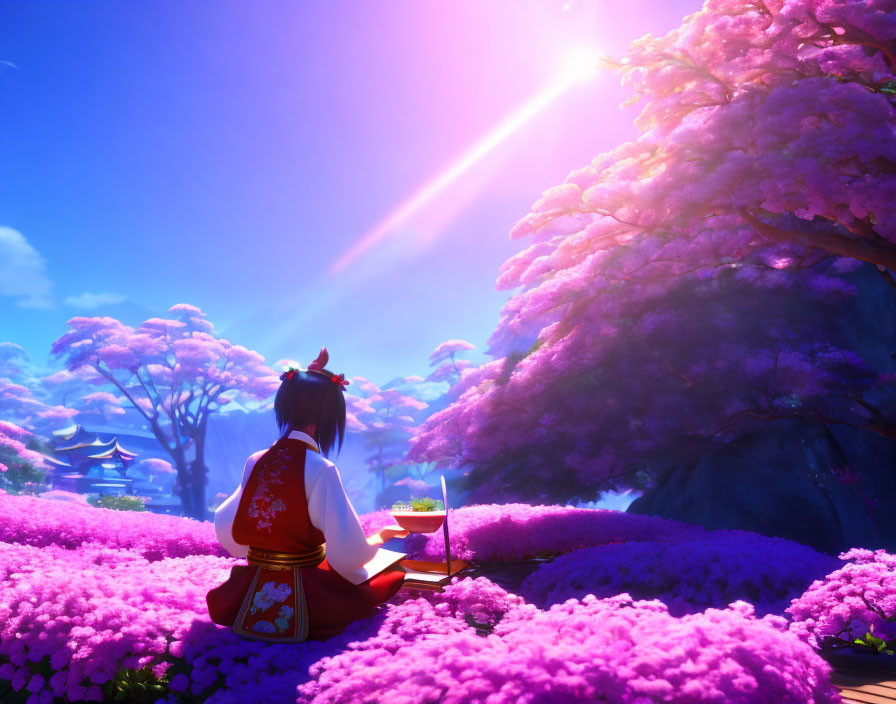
[399,558,473,591]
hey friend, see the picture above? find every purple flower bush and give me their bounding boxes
[0,492,880,703]
[0,494,229,560]
[37,489,91,505]
[519,530,843,617]
[0,538,241,702]
[361,503,709,562]
[296,590,840,704]
[788,548,896,652]
[1,494,706,566]
[198,579,527,704]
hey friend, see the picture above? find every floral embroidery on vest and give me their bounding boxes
[247,446,291,531]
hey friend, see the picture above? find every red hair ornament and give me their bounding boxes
[280,348,349,388]
[330,373,349,388]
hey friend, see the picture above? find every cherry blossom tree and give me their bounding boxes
[74,391,127,420]
[0,377,78,433]
[0,342,30,378]
[425,340,476,388]
[408,0,896,504]
[0,420,49,495]
[51,304,279,520]
[508,0,896,274]
[346,376,429,499]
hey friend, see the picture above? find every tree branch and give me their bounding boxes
[132,370,160,421]
[740,209,896,272]
[93,363,175,455]
[660,354,693,388]
[829,28,896,73]
[94,364,153,424]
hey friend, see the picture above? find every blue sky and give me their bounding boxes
[0,0,701,386]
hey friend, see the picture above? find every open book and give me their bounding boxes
[364,547,408,580]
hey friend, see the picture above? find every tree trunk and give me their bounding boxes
[184,465,207,521]
[144,416,197,519]
[186,416,210,522]
[171,447,195,519]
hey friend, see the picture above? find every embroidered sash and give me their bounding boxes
[232,544,327,642]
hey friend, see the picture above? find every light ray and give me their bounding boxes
[329,48,605,276]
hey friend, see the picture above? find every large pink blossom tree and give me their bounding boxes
[409,0,896,504]
[51,304,279,520]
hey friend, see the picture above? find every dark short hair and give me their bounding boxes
[274,369,346,457]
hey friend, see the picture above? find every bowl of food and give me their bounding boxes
[390,497,446,533]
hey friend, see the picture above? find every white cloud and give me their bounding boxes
[0,342,31,378]
[64,292,128,309]
[0,226,53,308]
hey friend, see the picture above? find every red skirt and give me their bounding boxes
[207,556,405,641]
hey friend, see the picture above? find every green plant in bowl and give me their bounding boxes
[391,497,444,512]
[390,497,446,533]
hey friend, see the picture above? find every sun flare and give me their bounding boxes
[329,45,606,276]
[557,46,606,85]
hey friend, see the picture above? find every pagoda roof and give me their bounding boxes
[53,424,82,440]
[55,437,113,452]
[86,441,137,461]
[52,425,97,445]
[41,455,73,468]
[57,436,138,456]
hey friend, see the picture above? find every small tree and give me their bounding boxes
[346,377,429,496]
[0,421,49,495]
[51,304,278,520]
[425,340,475,389]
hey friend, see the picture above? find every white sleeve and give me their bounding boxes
[213,450,265,559]
[307,463,405,585]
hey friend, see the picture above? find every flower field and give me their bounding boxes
[1,493,893,703]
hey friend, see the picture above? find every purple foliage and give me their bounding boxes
[408,0,896,509]
[788,547,896,650]
[360,503,709,562]
[519,530,843,617]
[0,493,228,559]
[0,538,240,701]
[296,590,840,704]
[0,493,877,702]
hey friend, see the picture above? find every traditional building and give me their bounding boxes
[45,425,184,515]
[47,426,138,495]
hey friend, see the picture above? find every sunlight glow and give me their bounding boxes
[557,47,606,85]
[329,46,605,276]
